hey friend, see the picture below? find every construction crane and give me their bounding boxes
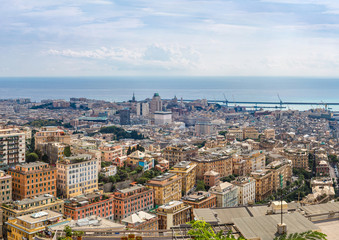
[223,93,229,107]
[277,94,283,108]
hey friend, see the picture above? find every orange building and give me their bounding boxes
[99,144,123,162]
[9,162,56,200]
[113,185,154,221]
[64,192,115,220]
[183,191,216,209]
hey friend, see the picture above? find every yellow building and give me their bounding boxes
[146,173,182,206]
[156,201,193,230]
[243,127,259,140]
[35,126,71,149]
[169,161,197,194]
[227,128,243,141]
[162,145,198,167]
[6,210,70,240]
[264,129,275,139]
[242,151,266,172]
[56,154,98,198]
[2,194,64,222]
[191,154,232,179]
[250,169,273,202]
[266,159,292,192]
[282,148,309,169]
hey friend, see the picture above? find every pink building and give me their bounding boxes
[100,144,123,162]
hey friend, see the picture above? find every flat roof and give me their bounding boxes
[17,210,62,224]
[301,202,339,216]
[194,207,251,224]
[315,220,339,240]
[118,185,145,194]
[233,212,320,240]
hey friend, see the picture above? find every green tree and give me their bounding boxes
[274,231,327,240]
[196,180,206,191]
[42,154,49,163]
[26,152,39,163]
[188,220,245,240]
[64,146,71,157]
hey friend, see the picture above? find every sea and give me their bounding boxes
[0,76,339,111]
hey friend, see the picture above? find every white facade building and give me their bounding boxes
[232,177,256,205]
[56,154,98,198]
[0,127,25,166]
[154,111,172,125]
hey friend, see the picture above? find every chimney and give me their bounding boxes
[277,223,287,235]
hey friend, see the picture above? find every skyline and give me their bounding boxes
[1,0,339,77]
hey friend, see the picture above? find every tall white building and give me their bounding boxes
[232,177,256,206]
[209,182,238,208]
[150,93,162,113]
[154,111,172,125]
[0,127,25,166]
[56,154,98,198]
[136,102,150,116]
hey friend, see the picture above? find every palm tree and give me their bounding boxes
[274,231,327,240]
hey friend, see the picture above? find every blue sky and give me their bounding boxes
[1,0,339,77]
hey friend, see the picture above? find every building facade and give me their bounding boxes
[209,182,238,208]
[146,173,182,206]
[169,161,197,195]
[121,211,158,231]
[162,144,198,167]
[35,126,71,149]
[0,170,12,204]
[183,191,216,209]
[157,201,193,230]
[0,127,25,166]
[251,169,273,202]
[9,162,56,200]
[2,194,64,222]
[64,193,114,220]
[113,185,154,221]
[56,155,98,198]
[191,154,233,179]
[232,177,256,206]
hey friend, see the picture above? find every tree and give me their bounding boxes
[196,180,206,191]
[42,154,49,163]
[188,220,245,240]
[274,231,327,240]
[26,153,39,163]
[64,146,71,157]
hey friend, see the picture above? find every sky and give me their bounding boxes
[1,0,339,77]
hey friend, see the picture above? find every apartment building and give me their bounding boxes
[56,155,98,198]
[264,129,275,139]
[191,154,232,179]
[282,148,309,169]
[35,126,71,149]
[169,161,197,194]
[209,182,238,208]
[162,144,198,167]
[232,156,250,176]
[157,201,193,230]
[266,159,292,191]
[243,127,259,140]
[64,192,114,220]
[113,185,154,221]
[251,169,273,202]
[0,170,12,204]
[99,144,123,162]
[242,151,266,172]
[2,194,64,222]
[232,177,256,206]
[127,150,154,171]
[146,173,182,205]
[9,162,56,200]
[6,210,69,240]
[227,128,243,141]
[36,142,68,164]
[204,170,220,188]
[0,127,25,165]
[121,211,158,231]
[183,191,216,209]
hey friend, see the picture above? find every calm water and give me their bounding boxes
[0,76,338,110]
